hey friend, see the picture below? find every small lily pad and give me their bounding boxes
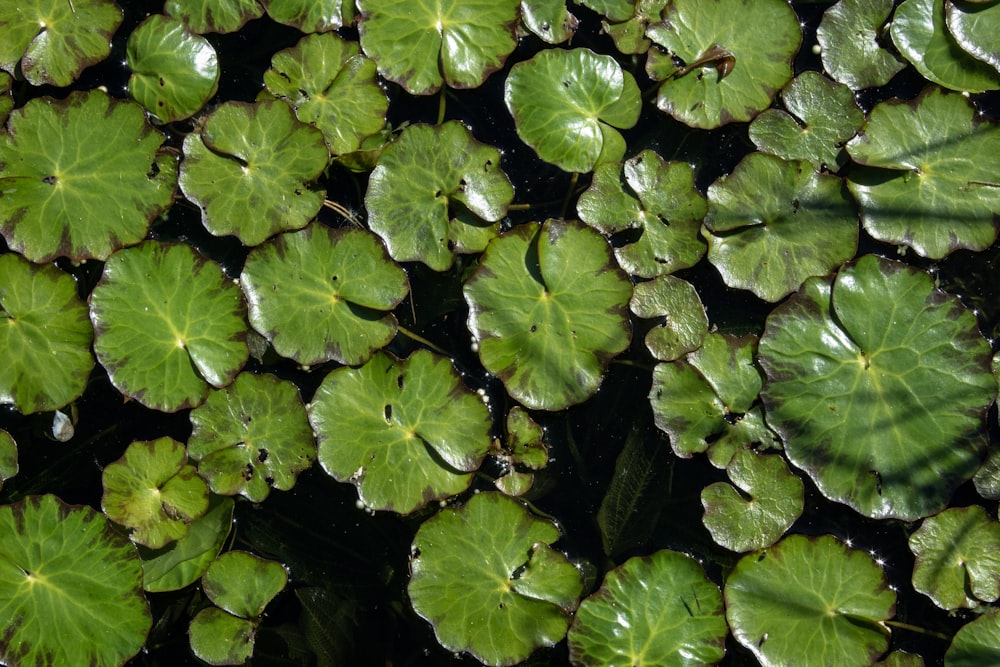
[408,492,582,666]
[602,0,668,55]
[946,609,1000,667]
[494,406,548,495]
[165,0,264,34]
[816,0,906,89]
[629,275,709,362]
[946,0,1000,74]
[189,607,257,666]
[203,550,287,619]
[520,0,578,43]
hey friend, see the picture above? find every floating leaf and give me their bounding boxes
[576,0,632,21]
[262,0,347,32]
[188,373,315,503]
[0,71,12,125]
[816,0,906,89]
[520,0,579,43]
[0,90,176,263]
[494,406,548,495]
[241,224,408,366]
[629,275,709,362]
[758,255,995,520]
[366,121,513,271]
[946,0,1000,74]
[0,495,151,667]
[602,0,668,54]
[726,534,895,667]
[567,550,727,666]
[0,253,94,415]
[90,241,249,413]
[189,607,257,666]
[0,429,16,490]
[505,47,640,173]
[464,220,632,411]
[309,350,491,514]
[945,609,1000,667]
[408,492,582,666]
[203,550,287,618]
[846,86,1000,258]
[878,651,925,667]
[165,0,264,34]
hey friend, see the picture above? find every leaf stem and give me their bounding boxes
[396,324,450,357]
[437,87,447,125]
[322,198,362,226]
[560,172,579,220]
[883,620,952,641]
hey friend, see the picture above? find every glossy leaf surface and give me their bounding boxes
[946,609,1000,667]
[203,550,287,618]
[946,0,1000,74]
[262,0,346,32]
[629,275,709,362]
[165,0,264,33]
[817,0,906,89]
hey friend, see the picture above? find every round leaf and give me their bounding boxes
[90,241,249,413]
[646,0,801,129]
[567,549,727,666]
[165,0,264,34]
[758,255,995,520]
[188,607,257,666]
[629,275,709,362]
[309,350,491,514]
[179,100,329,247]
[946,609,1000,667]
[241,224,408,366]
[0,253,94,415]
[946,0,1000,74]
[816,0,906,89]
[520,0,579,44]
[0,90,177,263]
[0,495,151,667]
[203,550,287,618]
[126,15,220,123]
[464,220,633,411]
[408,492,583,666]
[366,121,513,271]
[262,0,346,32]
[725,533,896,667]
[504,47,641,173]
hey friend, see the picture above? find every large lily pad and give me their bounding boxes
[0,0,122,87]
[0,90,177,263]
[165,0,264,34]
[0,253,94,415]
[646,0,801,129]
[408,491,582,666]
[90,241,249,413]
[308,350,491,514]
[0,495,151,667]
[816,0,906,90]
[357,0,520,95]
[946,0,1000,74]
[464,220,633,411]
[846,86,1000,259]
[725,533,896,667]
[758,255,995,520]
[946,609,1000,667]
[365,121,513,271]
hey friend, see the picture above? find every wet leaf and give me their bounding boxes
[946,608,1000,667]
[188,607,257,666]
[520,0,579,43]
[165,0,264,34]
[203,550,287,619]
[817,0,906,89]
[946,0,1000,74]
[629,275,709,362]
[262,0,347,32]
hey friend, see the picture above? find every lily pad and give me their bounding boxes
[504,47,641,173]
[101,437,210,549]
[816,0,907,89]
[357,0,520,95]
[908,505,1000,610]
[203,550,287,619]
[188,372,315,503]
[0,71,12,125]
[0,253,94,415]
[0,429,16,490]
[165,0,264,34]
[365,121,513,271]
[408,491,582,666]
[0,0,122,86]
[946,609,1000,667]
[0,495,151,667]
[704,152,859,302]
[629,275,709,362]
[567,550,727,666]
[189,606,257,666]
[308,350,491,514]
[126,14,220,123]
[494,406,548,495]
[646,0,801,129]
[90,241,249,413]
[602,0,668,55]
[263,32,388,155]
[464,220,633,411]
[725,533,895,667]
[262,0,347,32]
[0,89,177,263]
[520,0,579,43]
[241,224,408,366]
[946,0,1000,74]
[846,86,1000,259]
[758,255,995,520]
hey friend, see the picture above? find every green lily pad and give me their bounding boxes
[0,429,16,490]
[0,89,177,263]
[749,71,865,170]
[101,437,210,549]
[494,406,548,495]
[366,121,513,271]
[701,449,804,553]
[241,224,408,366]
[357,0,520,95]
[576,0,632,20]
[878,651,925,667]
[846,86,1000,259]
[504,47,640,173]
[203,550,287,619]
[90,241,249,413]
[464,220,633,411]
[758,255,995,520]
[408,492,582,666]
[309,350,491,514]
[602,0,668,55]
[908,505,1000,610]
[188,607,257,666]
[179,100,329,246]
[629,275,709,362]
[726,533,895,667]
[0,0,122,86]
[165,0,264,33]
[816,0,907,89]
[0,253,94,415]
[0,495,151,667]
[646,0,801,129]
[567,550,727,666]
[946,609,1000,667]
[188,372,315,503]
[0,71,12,125]
[704,152,859,302]
[577,150,707,278]
[262,0,347,32]
[126,14,220,124]
[946,0,1000,74]
[520,0,578,43]
[891,0,1000,92]
[263,32,388,155]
